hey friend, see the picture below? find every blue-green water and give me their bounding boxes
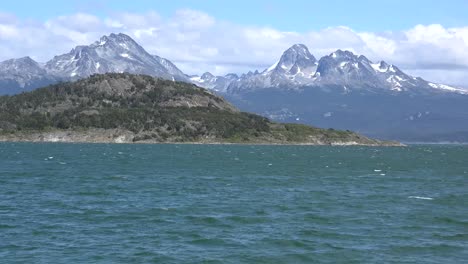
[1,143,467,263]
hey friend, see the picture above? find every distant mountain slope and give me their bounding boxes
[0,73,398,145]
[0,57,60,95]
[0,33,188,95]
[190,72,239,92]
[152,55,187,78]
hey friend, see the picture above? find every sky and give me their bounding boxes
[1,0,468,86]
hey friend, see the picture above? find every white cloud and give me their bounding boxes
[0,24,20,39]
[105,11,161,30]
[407,68,468,88]
[172,9,215,29]
[358,32,396,58]
[0,10,468,86]
[47,13,103,33]
[0,12,17,24]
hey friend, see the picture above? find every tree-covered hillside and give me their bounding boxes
[0,73,398,145]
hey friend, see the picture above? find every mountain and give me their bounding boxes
[226,44,319,93]
[45,33,188,81]
[152,55,187,78]
[310,50,465,94]
[0,57,60,95]
[193,44,468,142]
[190,72,238,92]
[196,46,467,95]
[0,33,188,95]
[0,73,398,145]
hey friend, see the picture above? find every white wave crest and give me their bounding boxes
[408,196,434,200]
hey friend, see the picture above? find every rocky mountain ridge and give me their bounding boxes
[0,33,188,95]
[192,45,467,95]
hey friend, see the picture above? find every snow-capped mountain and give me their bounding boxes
[45,33,188,82]
[266,43,317,79]
[1,56,45,76]
[226,44,318,92]
[190,72,238,92]
[0,57,60,94]
[310,49,452,94]
[193,44,467,95]
[0,33,190,94]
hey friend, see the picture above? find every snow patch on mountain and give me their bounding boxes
[266,60,280,72]
[428,82,468,94]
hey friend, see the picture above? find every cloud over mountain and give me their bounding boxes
[1,9,468,85]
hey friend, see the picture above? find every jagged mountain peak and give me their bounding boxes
[1,56,38,67]
[190,71,236,92]
[109,32,133,40]
[97,33,133,42]
[268,44,317,74]
[317,50,362,72]
[284,44,313,56]
[225,73,239,80]
[378,60,390,69]
[91,33,141,49]
[358,55,372,63]
[318,50,398,75]
[0,56,58,94]
[7,56,35,63]
[44,33,188,82]
[327,50,376,66]
[244,71,257,77]
[201,72,215,79]
[0,56,45,75]
[328,49,360,60]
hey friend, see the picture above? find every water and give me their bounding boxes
[1,143,467,263]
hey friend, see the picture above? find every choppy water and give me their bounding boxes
[0,143,467,263]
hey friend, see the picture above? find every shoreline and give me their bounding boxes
[0,140,405,147]
[0,129,404,147]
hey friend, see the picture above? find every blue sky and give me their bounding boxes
[3,0,468,31]
[1,0,468,86]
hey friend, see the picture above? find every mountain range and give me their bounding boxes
[0,33,188,94]
[191,44,467,95]
[1,33,467,142]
